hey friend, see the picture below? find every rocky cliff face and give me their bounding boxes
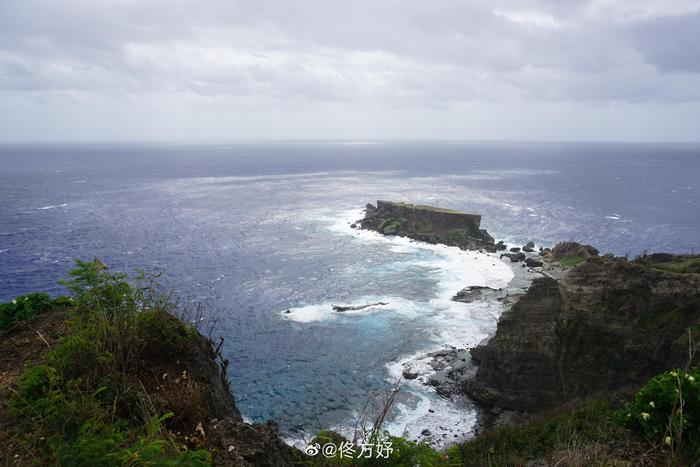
[466,255,700,412]
[360,200,495,251]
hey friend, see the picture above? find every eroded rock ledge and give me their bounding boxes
[359,200,496,251]
[465,254,700,414]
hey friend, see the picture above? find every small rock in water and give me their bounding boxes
[332,301,388,312]
[421,429,432,436]
[284,309,291,314]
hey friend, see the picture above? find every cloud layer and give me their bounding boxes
[1,0,699,141]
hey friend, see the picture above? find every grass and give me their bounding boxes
[638,256,700,274]
[560,255,586,267]
[5,259,210,466]
[457,400,622,466]
[378,200,475,216]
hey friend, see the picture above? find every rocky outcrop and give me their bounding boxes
[452,286,500,303]
[360,201,496,251]
[544,241,599,262]
[466,255,700,413]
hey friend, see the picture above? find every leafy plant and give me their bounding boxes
[619,368,700,456]
[8,259,210,465]
[0,292,72,331]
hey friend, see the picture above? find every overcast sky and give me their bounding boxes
[1,0,699,142]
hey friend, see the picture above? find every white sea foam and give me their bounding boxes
[284,207,517,449]
[37,203,68,210]
[280,296,420,323]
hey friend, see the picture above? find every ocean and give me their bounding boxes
[1,141,698,446]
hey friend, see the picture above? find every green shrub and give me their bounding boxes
[137,309,196,358]
[8,259,210,465]
[618,368,700,454]
[0,292,72,331]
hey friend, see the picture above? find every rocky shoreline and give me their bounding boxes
[357,200,700,441]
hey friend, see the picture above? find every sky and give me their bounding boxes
[1,0,699,142]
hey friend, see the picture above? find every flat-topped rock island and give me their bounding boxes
[358,200,498,252]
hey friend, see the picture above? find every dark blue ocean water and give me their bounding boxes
[1,142,699,443]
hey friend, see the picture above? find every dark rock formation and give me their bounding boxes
[452,286,499,303]
[360,201,496,251]
[500,252,526,262]
[544,241,599,262]
[332,302,388,312]
[509,247,521,252]
[524,258,543,268]
[522,242,535,253]
[465,256,700,413]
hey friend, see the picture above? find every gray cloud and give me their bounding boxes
[630,11,700,73]
[0,0,699,141]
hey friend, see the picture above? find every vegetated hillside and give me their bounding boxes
[0,260,299,466]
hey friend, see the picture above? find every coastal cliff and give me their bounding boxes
[466,253,700,413]
[0,261,300,467]
[359,201,496,251]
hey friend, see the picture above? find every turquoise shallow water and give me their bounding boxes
[1,141,698,443]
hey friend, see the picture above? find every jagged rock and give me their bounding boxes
[522,242,535,253]
[544,241,599,262]
[524,258,543,268]
[359,201,496,252]
[509,247,521,252]
[452,285,499,303]
[500,252,526,262]
[495,241,507,251]
[207,419,299,467]
[466,256,700,413]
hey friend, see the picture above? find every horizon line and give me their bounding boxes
[2,138,700,146]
